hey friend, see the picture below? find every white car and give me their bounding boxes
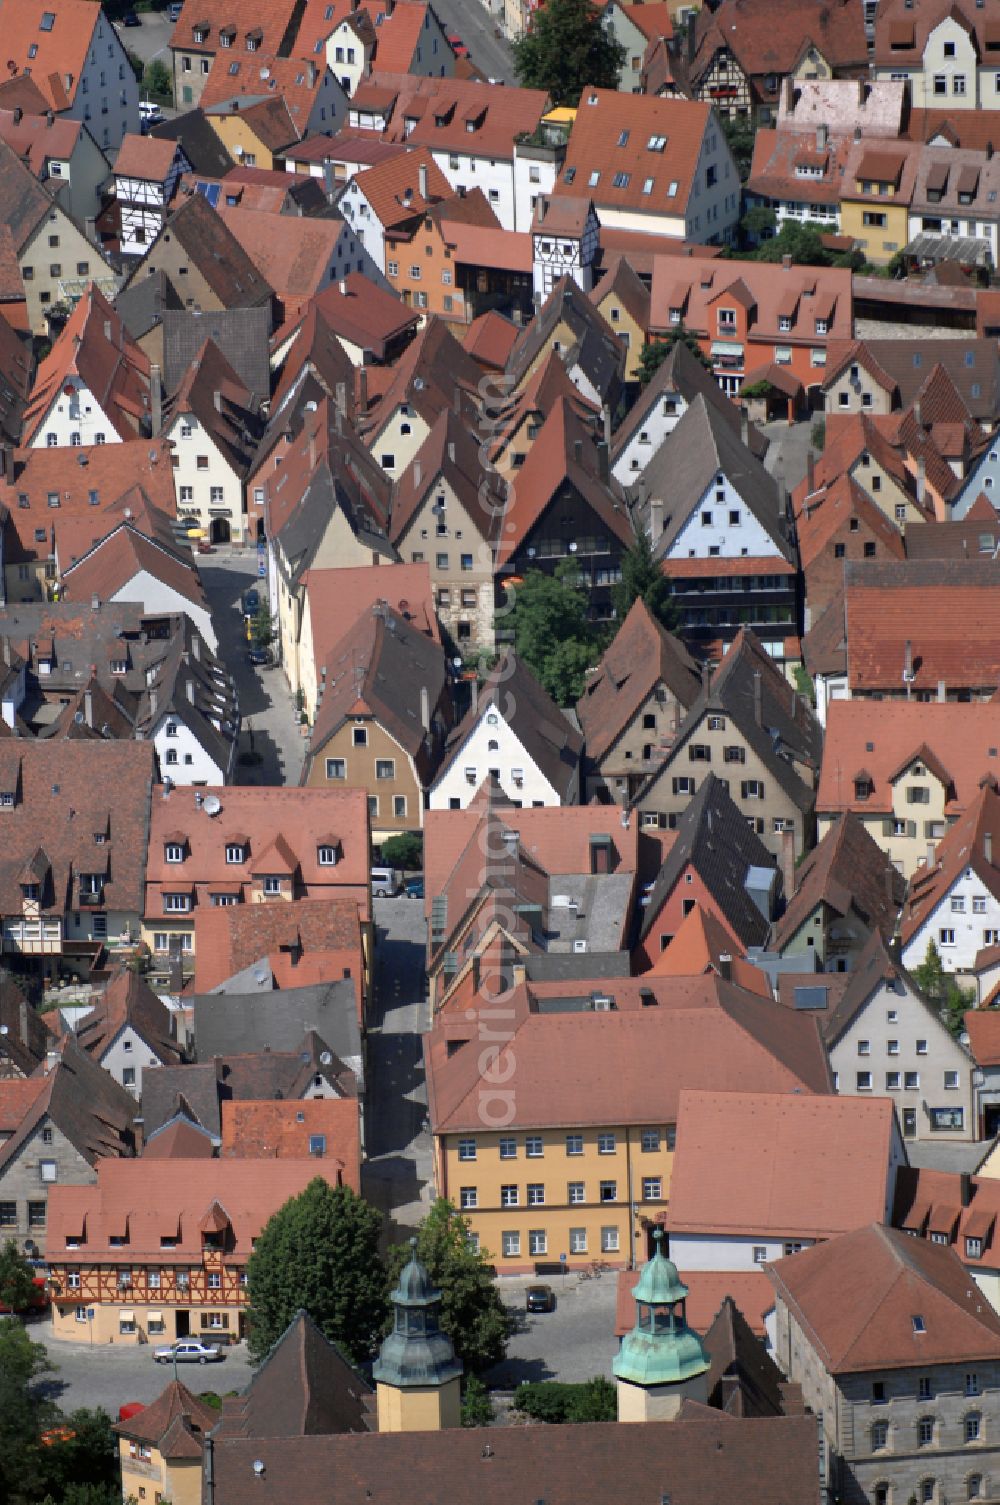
[153,1338,224,1364]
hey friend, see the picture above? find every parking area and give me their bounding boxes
[28,1317,256,1416]
[197,549,305,787]
[484,1273,620,1388]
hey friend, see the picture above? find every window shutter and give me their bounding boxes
[906,820,917,838]
[883,818,894,837]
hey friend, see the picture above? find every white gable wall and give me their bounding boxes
[663,475,779,559]
[429,707,565,809]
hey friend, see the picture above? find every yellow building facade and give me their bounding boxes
[435,1123,673,1274]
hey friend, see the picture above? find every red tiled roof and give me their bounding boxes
[692,0,867,82]
[220,1097,361,1190]
[845,560,1000,693]
[170,0,304,57]
[193,895,365,992]
[115,133,180,182]
[1,0,103,112]
[356,70,550,161]
[552,87,711,217]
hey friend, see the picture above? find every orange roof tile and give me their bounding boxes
[616,1268,773,1338]
[220,1098,361,1190]
[552,87,711,217]
[0,0,104,112]
[643,902,772,996]
[115,133,181,182]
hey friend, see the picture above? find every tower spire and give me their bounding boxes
[613,1230,710,1422]
[373,1239,463,1433]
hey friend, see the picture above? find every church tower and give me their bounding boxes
[373,1240,463,1433]
[613,1230,710,1422]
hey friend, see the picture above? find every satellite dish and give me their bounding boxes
[203,795,222,816]
[320,1050,333,1065]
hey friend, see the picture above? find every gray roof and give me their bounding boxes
[150,110,236,179]
[114,269,182,342]
[639,773,778,948]
[544,872,634,954]
[523,950,632,982]
[191,980,362,1087]
[433,651,583,801]
[507,276,623,406]
[611,338,769,462]
[275,462,394,588]
[162,306,272,400]
[634,395,794,565]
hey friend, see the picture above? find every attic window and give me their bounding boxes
[28,43,37,58]
[854,778,873,801]
[647,134,667,152]
[40,10,55,29]
[193,25,208,43]
[912,1315,926,1333]
[617,129,630,146]
[165,843,184,864]
[666,180,678,197]
[0,793,14,808]
[564,167,576,184]
[317,845,338,866]
[225,843,246,864]
[587,93,598,105]
[612,171,631,189]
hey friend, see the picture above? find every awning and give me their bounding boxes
[119,1309,135,1322]
[146,1311,163,1322]
[710,341,744,355]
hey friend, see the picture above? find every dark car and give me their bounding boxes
[247,647,272,666]
[525,1284,555,1313]
[121,10,141,24]
[242,588,261,619]
[403,876,424,899]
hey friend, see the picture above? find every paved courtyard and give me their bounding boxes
[484,1273,620,1389]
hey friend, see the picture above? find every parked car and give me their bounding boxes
[169,0,184,18]
[371,866,401,897]
[242,588,261,619]
[403,875,424,899]
[526,1284,555,1313]
[153,1338,225,1364]
[247,647,272,666]
[196,540,215,555]
[122,9,141,24]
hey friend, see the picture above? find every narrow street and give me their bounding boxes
[362,898,433,1244]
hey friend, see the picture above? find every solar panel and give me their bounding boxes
[793,986,829,1011]
[196,181,221,207]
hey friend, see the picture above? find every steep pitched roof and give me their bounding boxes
[434,651,583,802]
[768,1222,1000,1373]
[388,405,504,548]
[644,902,772,996]
[0,971,52,1076]
[610,335,769,463]
[506,275,624,400]
[820,930,938,1048]
[703,1295,791,1418]
[0,0,105,112]
[692,0,867,82]
[0,1033,135,1177]
[576,598,700,764]
[639,773,777,948]
[138,190,271,309]
[74,968,184,1068]
[902,783,1000,946]
[668,1089,895,1240]
[772,814,906,954]
[161,336,261,476]
[114,1380,217,1457]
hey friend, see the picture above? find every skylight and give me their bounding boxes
[40,10,55,29]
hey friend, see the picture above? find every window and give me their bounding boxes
[501,1231,520,1257]
[965,1413,981,1443]
[326,758,346,780]
[527,1184,545,1206]
[916,1039,928,1056]
[967,1374,981,1397]
[887,1040,899,1056]
[969,1478,983,1500]
[939,928,956,946]
[858,1040,871,1056]
[752,1245,767,1264]
[872,1420,889,1450]
[597,1133,616,1154]
[317,846,338,867]
[601,1226,619,1253]
[642,1177,662,1200]
[570,1227,587,1253]
[460,1186,477,1209]
[375,759,395,780]
[568,1181,585,1204]
[641,1129,660,1152]
[0,1202,15,1227]
[529,1229,547,1256]
[967,1237,983,1259]
[500,1184,519,1207]
[40,1161,57,1182]
[599,1180,617,1202]
[165,843,183,864]
[566,1134,583,1155]
[458,1138,476,1161]
[353,726,368,746]
[905,1072,920,1089]
[919,1377,933,1401]
[164,893,191,913]
[499,1137,516,1159]
[945,1070,960,1089]
[525,1136,543,1158]
[886,1072,900,1090]
[857,1071,873,1090]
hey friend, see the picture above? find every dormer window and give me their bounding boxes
[317,845,338,866]
[110,658,127,675]
[165,843,184,864]
[193,25,208,43]
[164,893,191,913]
[262,876,282,895]
[854,778,873,801]
[22,883,40,903]
[718,308,737,332]
[0,793,14,808]
[778,315,792,333]
[225,843,245,864]
[165,722,178,737]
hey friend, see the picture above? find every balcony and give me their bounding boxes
[78,890,104,907]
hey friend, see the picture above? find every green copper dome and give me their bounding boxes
[613,1232,710,1388]
[373,1240,463,1390]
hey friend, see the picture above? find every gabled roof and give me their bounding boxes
[61,526,211,618]
[827,337,1000,426]
[434,651,583,802]
[21,285,151,446]
[644,902,772,996]
[215,204,346,307]
[75,968,184,1068]
[507,274,624,401]
[345,144,452,231]
[150,110,236,179]
[902,783,1000,946]
[610,336,769,463]
[193,895,364,993]
[772,814,906,955]
[669,1089,895,1241]
[311,273,418,361]
[114,1380,217,1456]
[0,971,52,1075]
[0,1033,136,1178]
[576,598,700,764]
[0,136,69,254]
[136,190,271,310]
[794,471,906,577]
[590,254,651,331]
[212,1309,373,1439]
[200,54,333,136]
[306,602,448,774]
[389,406,504,547]
[703,1295,791,1418]
[768,1222,1000,1374]
[0,0,108,113]
[821,930,938,1049]
[350,70,550,160]
[639,772,777,948]
[161,336,262,477]
[115,133,182,183]
[162,304,271,400]
[494,396,634,568]
[691,0,867,82]
[168,0,305,57]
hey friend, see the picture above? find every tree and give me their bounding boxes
[721,116,757,185]
[613,529,677,632]
[0,1318,56,1505]
[246,1179,388,1364]
[740,204,777,244]
[125,49,143,83]
[513,1377,617,1423]
[0,1239,38,1313]
[37,1410,119,1505]
[512,0,625,106]
[746,221,834,267]
[913,939,977,1040]
[143,58,173,104]
[460,1375,495,1427]
[380,832,422,871]
[508,564,601,705]
[251,604,274,650]
[384,1200,510,1373]
[637,325,711,386]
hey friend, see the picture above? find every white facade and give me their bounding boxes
[902,868,1000,978]
[71,9,141,154]
[117,149,186,259]
[663,475,779,560]
[514,149,562,234]
[429,704,577,810]
[323,20,370,96]
[338,177,389,273]
[166,409,246,546]
[907,205,999,267]
[96,1023,166,1097]
[531,206,599,300]
[153,708,234,787]
[101,568,218,655]
[428,146,518,233]
[31,374,126,448]
[667,1230,817,1272]
[612,392,699,485]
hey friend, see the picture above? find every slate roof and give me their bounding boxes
[0,971,52,1076]
[191,980,361,1077]
[162,306,271,399]
[75,969,184,1068]
[161,336,263,475]
[137,190,272,310]
[434,651,583,802]
[150,110,237,179]
[703,1295,792,1418]
[576,598,700,765]
[212,1309,373,1439]
[610,335,769,463]
[768,1222,1000,1373]
[0,1033,136,1178]
[507,275,624,406]
[639,773,777,948]
[771,813,905,955]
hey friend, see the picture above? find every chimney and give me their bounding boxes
[358,367,369,410]
[420,684,430,732]
[816,123,828,151]
[937,679,946,702]
[740,406,749,447]
[385,0,394,13]
[149,687,158,718]
[213,390,222,414]
[414,461,422,486]
[91,592,100,610]
[447,440,456,463]
[961,1171,973,1208]
[916,456,927,507]
[418,161,428,200]
[780,827,796,907]
[700,659,710,695]
[717,953,732,983]
[45,109,53,127]
[915,399,923,431]
[335,380,347,415]
[753,670,762,725]
[83,688,93,729]
[471,679,478,715]
[904,639,913,686]
[103,318,112,342]
[687,17,695,61]
[781,253,792,270]
[18,1000,28,1046]
[339,278,347,295]
[186,678,196,705]
[150,363,162,433]
[44,1044,60,1075]
[597,439,609,484]
[537,195,547,222]
[602,405,612,447]
[573,438,583,464]
[784,76,794,114]
[649,497,664,540]
[0,442,13,480]
[806,449,815,495]
[986,830,994,867]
